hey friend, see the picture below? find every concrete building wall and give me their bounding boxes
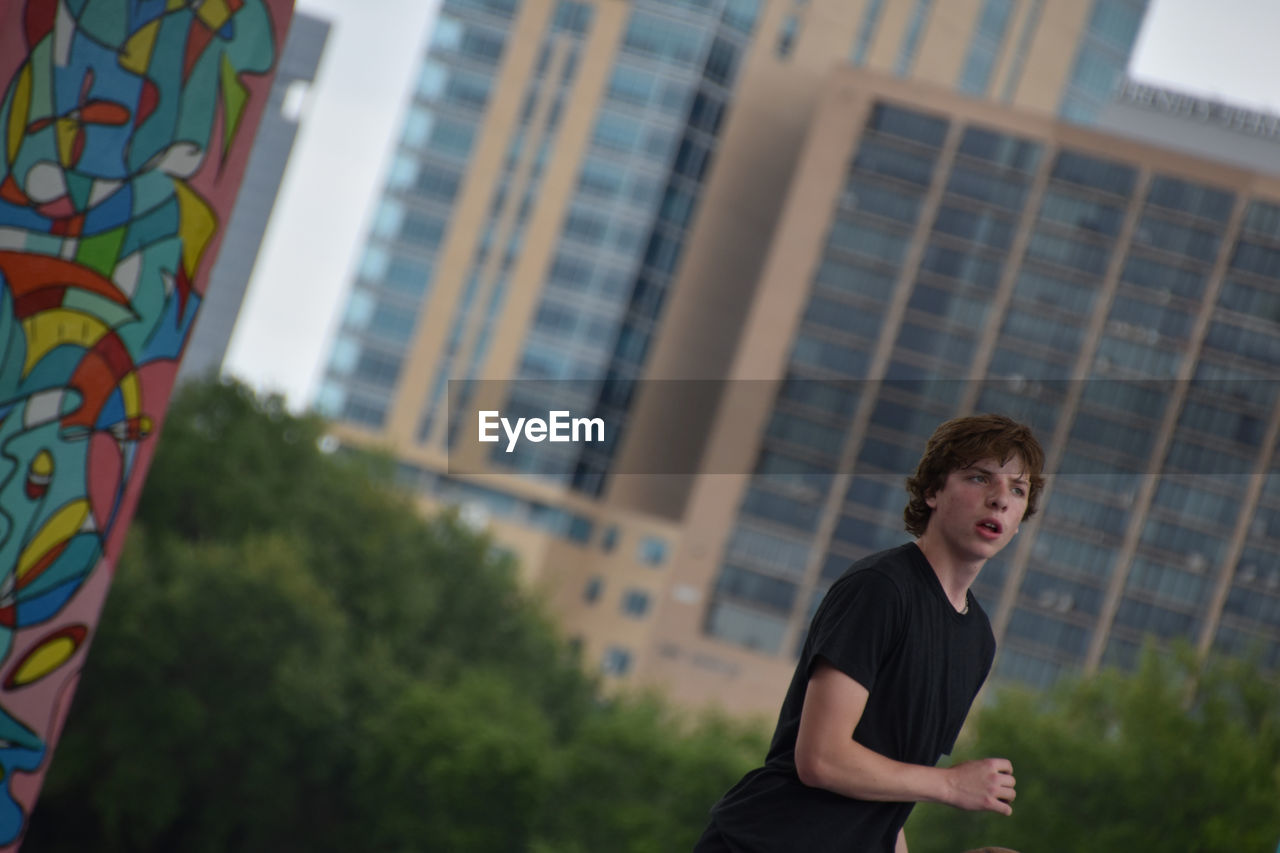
[178,12,331,382]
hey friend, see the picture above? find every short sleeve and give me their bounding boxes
[805,569,905,694]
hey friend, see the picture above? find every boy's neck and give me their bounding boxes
[914,535,984,613]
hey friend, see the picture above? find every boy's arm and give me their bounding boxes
[896,828,908,853]
[794,660,1016,814]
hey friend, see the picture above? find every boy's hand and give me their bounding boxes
[943,758,1016,816]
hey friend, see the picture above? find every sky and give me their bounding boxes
[222,0,1280,411]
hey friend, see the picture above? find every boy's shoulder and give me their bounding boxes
[829,542,922,600]
[842,541,921,582]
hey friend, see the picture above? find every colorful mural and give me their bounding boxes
[0,0,291,845]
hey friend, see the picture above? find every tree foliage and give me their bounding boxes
[906,645,1280,853]
[24,379,767,852]
[25,380,1280,851]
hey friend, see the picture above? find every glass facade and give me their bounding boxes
[495,0,762,492]
[894,0,935,77]
[321,0,1155,458]
[850,0,886,66]
[998,0,1044,103]
[1059,0,1150,122]
[705,97,1280,690]
[958,0,1015,96]
[316,0,516,427]
[424,2,596,446]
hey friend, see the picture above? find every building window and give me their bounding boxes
[850,0,885,66]
[622,589,651,618]
[566,515,594,544]
[894,0,935,77]
[1146,176,1234,224]
[958,0,1014,96]
[583,576,603,604]
[553,0,593,34]
[867,103,949,147]
[1051,150,1137,196]
[957,126,1041,172]
[776,13,799,57]
[1243,200,1280,240]
[1132,214,1221,264]
[945,164,1030,211]
[1000,0,1044,102]
[994,647,1062,689]
[723,0,762,34]
[601,646,633,676]
[638,536,668,566]
[313,381,346,417]
[1058,0,1148,123]
[716,565,799,612]
[705,600,787,654]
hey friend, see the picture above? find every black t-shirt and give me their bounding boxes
[707,542,996,853]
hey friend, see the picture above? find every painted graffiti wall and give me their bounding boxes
[0,0,293,846]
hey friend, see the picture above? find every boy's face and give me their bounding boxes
[924,455,1030,563]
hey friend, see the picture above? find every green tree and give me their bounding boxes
[534,696,768,853]
[24,379,766,852]
[905,645,1280,853]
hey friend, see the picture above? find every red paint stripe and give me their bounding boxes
[0,252,129,303]
[23,0,57,47]
[15,541,67,591]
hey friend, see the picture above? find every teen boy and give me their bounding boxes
[695,414,1045,853]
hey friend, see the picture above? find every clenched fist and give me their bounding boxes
[944,758,1016,816]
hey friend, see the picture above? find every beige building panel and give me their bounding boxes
[385,3,555,446]
[911,0,983,91]
[479,4,631,385]
[541,517,685,684]
[987,0,1037,103]
[1006,0,1090,113]
[863,0,915,73]
[796,0,867,68]
[644,637,797,718]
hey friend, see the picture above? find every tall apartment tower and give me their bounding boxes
[637,69,1280,712]
[316,0,1148,455]
[314,0,1173,708]
[178,12,331,382]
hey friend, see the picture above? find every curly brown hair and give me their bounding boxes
[903,414,1045,537]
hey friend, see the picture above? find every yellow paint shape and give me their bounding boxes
[22,309,109,374]
[17,500,89,581]
[31,450,53,478]
[7,64,32,165]
[120,19,161,75]
[198,0,233,30]
[119,369,142,418]
[173,180,216,276]
[56,117,79,168]
[10,637,78,687]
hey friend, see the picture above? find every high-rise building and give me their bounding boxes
[626,67,1280,713]
[315,0,1149,470]
[311,0,1212,708]
[177,12,331,382]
